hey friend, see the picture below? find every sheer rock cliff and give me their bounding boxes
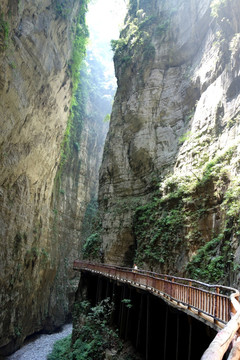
[0,0,107,355]
[99,0,240,283]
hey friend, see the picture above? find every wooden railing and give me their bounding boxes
[73,260,239,328]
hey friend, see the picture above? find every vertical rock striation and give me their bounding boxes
[0,0,108,355]
[98,0,240,281]
[0,0,77,354]
[49,59,109,330]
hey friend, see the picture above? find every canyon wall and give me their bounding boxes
[0,0,108,355]
[48,58,109,331]
[0,0,75,354]
[99,0,240,286]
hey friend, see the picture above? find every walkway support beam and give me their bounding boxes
[73,260,240,359]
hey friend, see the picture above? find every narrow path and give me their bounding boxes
[73,260,238,328]
[7,324,72,360]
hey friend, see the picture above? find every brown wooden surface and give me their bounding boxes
[73,260,240,360]
[73,260,238,325]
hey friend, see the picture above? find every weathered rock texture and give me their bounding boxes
[0,0,108,355]
[0,0,77,354]
[99,0,240,282]
[49,60,109,331]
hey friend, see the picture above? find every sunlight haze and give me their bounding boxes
[86,0,127,88]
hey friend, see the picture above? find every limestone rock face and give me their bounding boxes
[0,0,87,355]
[99,0,240,272]
[49,70,109,332]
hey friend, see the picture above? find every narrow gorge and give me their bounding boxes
[0,0,240,358]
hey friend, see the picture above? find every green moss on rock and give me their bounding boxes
[133,146,239,281]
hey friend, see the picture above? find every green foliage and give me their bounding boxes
[178,131,191,145]
[54,0,89,21]
[48,335,72,360]
[81,198,103,261]
[112,196,143,216]
[134,197,185,267]
[0,11,9,50]
[155,19,170,37]
[103,114,110,122]
[121,55,132,64]
[183,149,240,283]
[57,117,72,176]
[230,34,240,55]
[14,232,26,253]
[186,235,232,283]
[137,15,158,31]
[121,298,133,309]
[30,246,39,257]
[81,198,98,237]
[73,298,121,359]
[111,8,158,65]
[40,248,50,265]
[143,42,155,61]
[48,299,121,360]
[54,0,71,19]
[111,2,170,68]
[9,61,16,69]
[54,1,89,189]
[210,0,227,18]
[70,22,89,95]
[134,146,238,277]
[110,38,128,57]
[127,0,138,16]
[222,176,240,221]
[227,114,240,129]
[14,326,22,337]
[82,233,102,260]
[197,146,235,186]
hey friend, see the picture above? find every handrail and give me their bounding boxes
[201,292,240,359]
[74,260,240,359]
[73,260,239,326]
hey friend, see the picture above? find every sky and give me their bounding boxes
[86,0,127,89]
[87,0,127,42]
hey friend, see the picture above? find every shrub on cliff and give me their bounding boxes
[48,299,122,360]
[82,232,102,260]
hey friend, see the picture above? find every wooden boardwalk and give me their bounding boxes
[73,260,240,359]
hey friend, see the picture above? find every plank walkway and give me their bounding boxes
[73,260,240,359]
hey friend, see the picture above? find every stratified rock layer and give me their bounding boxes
[99,0,240,274]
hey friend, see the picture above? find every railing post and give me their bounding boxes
[73,260,240,345]
[172,278,175,299]
[230,293,237,317]
[164,305,169,360]
[174,313,179,360]
[188,316,192,360]
[125,288,132,340]
[136,294,144,350]
[164,276,167,295]
[214,287,219,322]
[146,294,150,360]
[120,285,126,337]
[188,281,192,308]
